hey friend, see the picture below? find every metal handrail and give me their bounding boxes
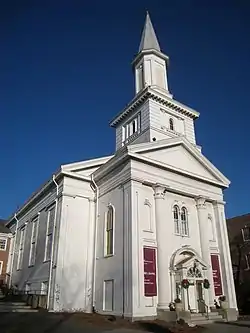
[197,299,209,319]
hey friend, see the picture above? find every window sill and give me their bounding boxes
[0,249,6,252]
[143,229,153,233]
[43,259,51,263]
[174,233,189,238]
[104,254,114,259]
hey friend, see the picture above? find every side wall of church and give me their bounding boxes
[7,179,63,296]
[94,161,133,317]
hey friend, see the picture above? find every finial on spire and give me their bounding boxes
[138,12,161,52]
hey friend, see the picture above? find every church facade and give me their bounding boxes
[6,13,237,321]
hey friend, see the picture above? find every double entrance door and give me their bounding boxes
[188,280,205,313]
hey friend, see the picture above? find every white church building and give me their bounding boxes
[6,13,237,321]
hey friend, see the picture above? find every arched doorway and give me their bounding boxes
[169,247,209,313]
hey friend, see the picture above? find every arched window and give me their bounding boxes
[173,205,180,234]
[169,118,174,131]
[181,207,189,236]
[106,205,114,256]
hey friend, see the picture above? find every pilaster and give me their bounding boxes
[213,200,237,310]
[153,184,170,309]
[195,196,214,308]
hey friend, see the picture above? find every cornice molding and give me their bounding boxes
[110,87,199,127]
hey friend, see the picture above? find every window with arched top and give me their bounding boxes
[173,205,180,235]
[106,205,114,256]
[181,207,189,236]
[169,118,174,131]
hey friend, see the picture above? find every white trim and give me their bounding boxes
[129,151,228,188]
[17,226,26,270]
[0,261,3,275]
[103,279,114,311]
[104,204,115,257]
[180,206,189,237]
[173,204,181,235]
[170,246,208,271]
[110,86,199,127]
[127,136,229,186]
[61,155,112,172]
[172,204,189,237]
[122,112,141,145]
[28,216,39,266]
[94,137,230,188]
[44,205,56,262]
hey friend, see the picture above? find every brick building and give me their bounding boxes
[0,219,12,285]
[227,213,250,313]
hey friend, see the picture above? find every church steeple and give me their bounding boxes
[138,12,161,52]
[110,13,199,152]
[133,12,170,96]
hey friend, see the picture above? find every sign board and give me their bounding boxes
[211,254,223,296]
[143,247,157,297]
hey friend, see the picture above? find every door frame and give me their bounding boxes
[196,279,205,313]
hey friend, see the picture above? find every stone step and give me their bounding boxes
[191,319,222,326]
[0,305,32,309]
[190,313,204,318]
[208,311,221,316]
[0,302,29,306]
[191,315,222,321]
[0,308,38,313]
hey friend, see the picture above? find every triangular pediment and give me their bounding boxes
[128,138,230,187]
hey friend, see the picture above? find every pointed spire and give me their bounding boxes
[139,12,161,52]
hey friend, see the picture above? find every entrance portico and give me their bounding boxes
[170,247,210,314]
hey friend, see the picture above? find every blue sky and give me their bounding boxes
[0,1,249,219]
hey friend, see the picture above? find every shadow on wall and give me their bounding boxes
[56,264,87,311]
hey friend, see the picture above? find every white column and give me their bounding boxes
[213,200,237,309]
[196,196,214,308]
[170,271,175,302]
[153,184,170,309]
